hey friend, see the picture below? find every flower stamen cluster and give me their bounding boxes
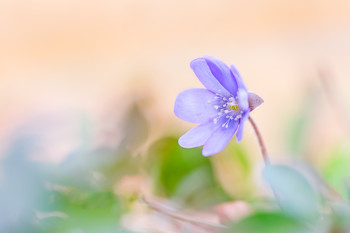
[210,92,243,129]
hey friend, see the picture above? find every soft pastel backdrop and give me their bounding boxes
[1,1,350,232]
[1,0,350,160]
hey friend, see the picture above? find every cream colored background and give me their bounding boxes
[1,0,350,160]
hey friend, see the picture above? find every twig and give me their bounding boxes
[141,196,227,230]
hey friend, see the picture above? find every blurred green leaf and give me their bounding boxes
[0,135,54,232]
[38,189,122,233]
[263,165,319,219]
[330,201,350,232]
[147,137,231,207]
[210,143,255,199]
[322,143,350,198]
[0,108,144,232]
[227,212,310,233]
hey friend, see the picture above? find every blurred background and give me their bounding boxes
[1,0,350,232]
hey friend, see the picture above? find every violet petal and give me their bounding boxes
[179,121,221,148]
[237,88,249,111]
[202,121,239,156]
[204,56,238,95]
[236,111,249,142]
[174,88,218,124]
[190,58,231,96]
[230,64,247,91]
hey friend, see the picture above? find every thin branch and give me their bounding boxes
[141,196,227,230]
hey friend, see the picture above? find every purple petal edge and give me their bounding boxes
[174,88,218,124]
[202,121,239,156]
[190,58,231,96]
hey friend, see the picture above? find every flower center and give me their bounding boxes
[227,101,240,111]
[209,93,244,128]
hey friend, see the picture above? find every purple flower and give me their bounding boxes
[174,56,263,156]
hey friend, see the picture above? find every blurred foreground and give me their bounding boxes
[1,88,350,232]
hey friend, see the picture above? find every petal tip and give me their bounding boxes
[189,57,205,69]
[202,150,214,157]
[178,135,189,148]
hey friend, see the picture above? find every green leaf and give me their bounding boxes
[263,165,319,219]
[330,202,350,232]
[227,212,309,233]
[147,137,231,207]
[38,190,122,233]
[210,143,255,199]
[322,143,350,198]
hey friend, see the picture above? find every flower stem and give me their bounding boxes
[248,116,284,207]
[248,116,270,166]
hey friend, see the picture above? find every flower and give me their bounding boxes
[174,56,263,156]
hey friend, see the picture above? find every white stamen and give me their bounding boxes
[214,105,219,110]
[224,110,230,114]
[221,118,231,128]
[223,97,227,101]
[229,97,234,101]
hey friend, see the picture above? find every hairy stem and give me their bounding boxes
[248,116,270,166]
[248,116,286,207]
